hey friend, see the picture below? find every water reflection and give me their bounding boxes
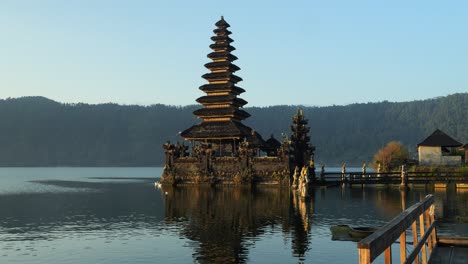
[161,185,468,263]
[0,171,467,264]
[0,179,165,242]
[163,186,314,263]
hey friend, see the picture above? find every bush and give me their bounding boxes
[372,141,409,172]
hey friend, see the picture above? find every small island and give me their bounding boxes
[160,17,315,186]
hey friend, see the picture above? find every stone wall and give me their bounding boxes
[418,146,461,166]
[251,157,290,184]
[161,155,290,185]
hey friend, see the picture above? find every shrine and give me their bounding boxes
[160,17,314,185]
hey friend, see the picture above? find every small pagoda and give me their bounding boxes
[180,16,264,155]
[290,109,316,174]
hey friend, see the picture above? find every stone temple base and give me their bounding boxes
[160,156,290,186]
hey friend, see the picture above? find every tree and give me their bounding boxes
[372,141,409,171]
[0,94,466,166]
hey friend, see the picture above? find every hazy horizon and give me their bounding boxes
[2,92,466,108]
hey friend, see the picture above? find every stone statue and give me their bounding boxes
[341,162,346,182]
[362,163,367,176]
[320,164,325,181]
[299,166,309,198]
[292,166,299,189]
[298,169,304,190]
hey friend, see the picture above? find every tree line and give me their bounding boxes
[0,93,466,167]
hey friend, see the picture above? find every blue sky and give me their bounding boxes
[1,1,467,106]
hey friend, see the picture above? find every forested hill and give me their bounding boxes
[0,93,466,167]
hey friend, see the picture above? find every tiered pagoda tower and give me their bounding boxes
[181,17,263,151]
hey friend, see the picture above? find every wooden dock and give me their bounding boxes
[429,237,468,264]
[357,194,468,264]
[320,171,468,188]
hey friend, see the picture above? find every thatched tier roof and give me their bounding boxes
[215,17,230,28]
[209,43,235,52]
[418,129,462,147]
[265,135,281,149]
[199,83,245,94]
[196,95,247,106]
[211,35,233,43]
[193,107,250,119]
[202,72,242,83]
[204,61,240,72]
[181,120,265,147]
[213,28,232,36]
[207,51,238,62]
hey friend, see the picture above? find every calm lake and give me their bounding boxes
[0,167,467,263]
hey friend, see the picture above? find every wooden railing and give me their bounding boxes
[320,172,468,186]
[357,194,437,264]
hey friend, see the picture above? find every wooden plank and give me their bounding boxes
[358,195,434,262]
[450,247,468,264]
[438,237,468,246]
[428,246,468,264]
[428,247,452,264]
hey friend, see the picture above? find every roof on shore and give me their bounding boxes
[417,129,462,147]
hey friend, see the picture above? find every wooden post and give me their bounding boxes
[400,231,407,263]
[425,209,433,254]
[419,214,427,264]
[412,222,419,264]
[359,248,371,264]
[429,205,437,252]
[384,246,392,264]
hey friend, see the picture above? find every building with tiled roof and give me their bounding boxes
[418,129,462,166]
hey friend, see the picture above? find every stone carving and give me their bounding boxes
[298,166,309,198]
[292,166,299,188]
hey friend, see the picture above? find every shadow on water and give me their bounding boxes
[162,186,314,263]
